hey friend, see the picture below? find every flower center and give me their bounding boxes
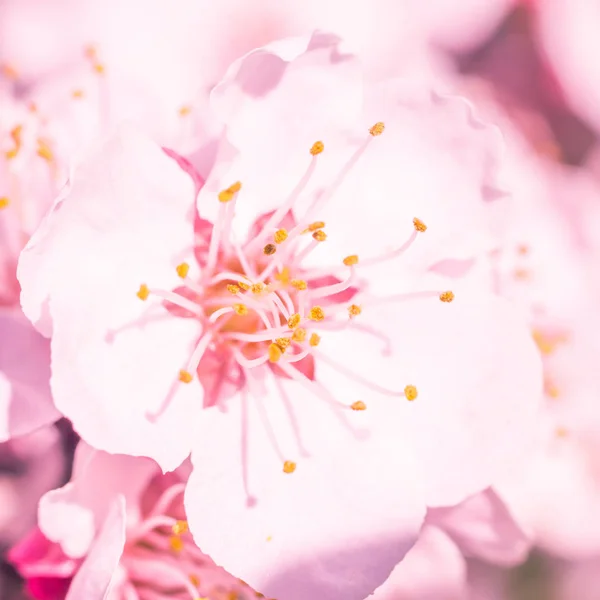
[136,123,454,471]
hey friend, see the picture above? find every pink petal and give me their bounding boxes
[65,496,126,600]
[0,310,60,441]
[18,127,202,471]
[185,378,426,600]
[386,295,542,506]
[316,86,508,273]
[38,443,156,558]
[9,527,77,580]
[319,293,543,507]
[197,31,364,235]
[428,488,531,566]
[211,31,362,159]
[370,526,466,600]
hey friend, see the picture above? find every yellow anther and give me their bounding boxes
[351,400,367,411]
[136,284,150,301]
[348,304,362,318]
[37,139,53,161]
[189,574,201,587]
[238,281,250,291]
[532,329,564,356]
[268,343,282,363]
[518,244,529,255]
[93,62,105,74]
[369,122,385,136]
[274,229,288,244]
[292,328,307,342]
[310,141,324,155]
[312,230,327,242]
[233,304,248,316]
[307,221,326,232]
[309,333,321,347]
[172,520,189,535]
[176,262,190,279]
[251,282,266,294]
[309,306,325,321]
[72,89,84,99]
[227,284,240,295]
[84,45,97,60]
[291,279,307,291]
[274,267,290,285]
[283,460,296,474]
[413,217,427,232]
[1,64,18,80]
[545,379,560,399]
[6,125,22,159]
[555,426,568,438]
[179,105,192,117]
[169,535,184,552]
[404,385,418,401]
[343,255,359,266]
[0,197,9,210]
[439,291,454,303]
[179,370,193,384]
[263,243,277,256]
[275,338,291,352]
[266,536,273,542]
[514,268,530,280]
[218,181,242,203]
[287,313,301,329]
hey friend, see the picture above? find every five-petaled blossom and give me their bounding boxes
[17,34,542,600]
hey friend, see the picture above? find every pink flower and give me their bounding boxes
[17,34,542,598]
[0,91,62,440]
[495,306,600,559]
[11,442,268,600]
[473,100,600,559]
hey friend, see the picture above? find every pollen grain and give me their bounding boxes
[369,122,385,136]
[404,385,418,401]
[179,370,193,384]
[310,141,324,155]
[413,217,427,232]
[268,343,283,363]
[176,262,190,279]
[283,460,297,474]
[136,284,150,301]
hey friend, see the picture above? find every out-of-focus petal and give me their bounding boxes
[64,496,126,600]
[0,310,60,441]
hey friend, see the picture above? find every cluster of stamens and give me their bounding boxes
[135,124,454,475]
